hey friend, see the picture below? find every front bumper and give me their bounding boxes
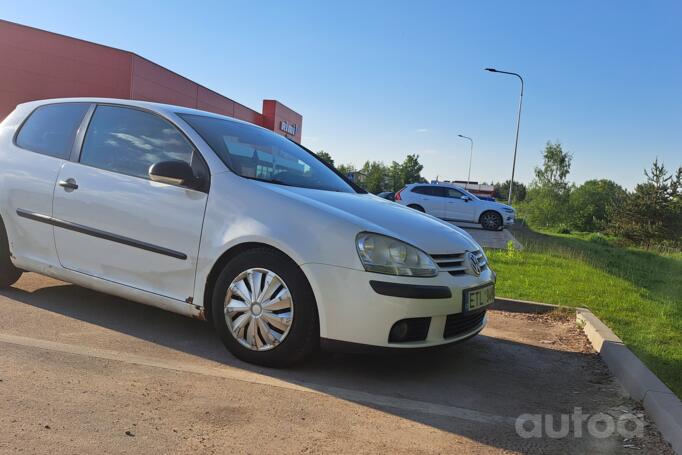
[300,263,495,348]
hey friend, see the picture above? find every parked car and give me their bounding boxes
[0,98,495,366]
[395,183,515,230]
[376,191,395,201]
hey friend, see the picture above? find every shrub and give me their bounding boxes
[569,180,626,232]
[523,187,570,227]
[555,223,572,234]
[608,159,682,248]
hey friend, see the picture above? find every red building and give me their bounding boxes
[0,20,302,142]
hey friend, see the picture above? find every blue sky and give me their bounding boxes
[2,0,680,188]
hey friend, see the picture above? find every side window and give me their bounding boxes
[431,187,449,198]
[412,186,433,195]
[80,106,197,181]
[15,103,90,159]
[447,188,465,199]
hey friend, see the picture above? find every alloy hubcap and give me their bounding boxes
[482,213,499,228]
[224,268,294,351]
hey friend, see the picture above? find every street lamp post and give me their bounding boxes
[457,134,474,186]
[485,67,524,205]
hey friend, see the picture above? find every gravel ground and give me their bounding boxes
[0,274,674,454]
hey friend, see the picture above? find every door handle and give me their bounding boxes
[58,179,79,191]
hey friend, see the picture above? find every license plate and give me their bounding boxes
[464,284,495,311]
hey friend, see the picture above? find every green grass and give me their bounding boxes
[486,224,682,398]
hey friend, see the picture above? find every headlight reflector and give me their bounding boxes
[356,233,438,277]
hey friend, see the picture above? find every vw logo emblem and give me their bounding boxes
[467,251,482,276]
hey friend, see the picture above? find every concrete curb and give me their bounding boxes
[576,309,682,453]
[491,299,681,453]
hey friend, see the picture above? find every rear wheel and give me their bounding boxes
[407,204,425,213]
[211,247,319,367]
[0,219,22,288]
[480,211,503,231]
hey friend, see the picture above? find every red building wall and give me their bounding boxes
[0,20,302,142]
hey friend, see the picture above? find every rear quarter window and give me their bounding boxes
[411,186,433,195]
[15,103,90,159]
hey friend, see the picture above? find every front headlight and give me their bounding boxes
[356,233,438,277]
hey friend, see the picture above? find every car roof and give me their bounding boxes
[408,182,465,191]
[16,97,265,130]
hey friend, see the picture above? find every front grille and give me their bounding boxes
[431,250,488,276]
[443,309,486,339]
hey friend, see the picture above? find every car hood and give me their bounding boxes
[261,183,481,254]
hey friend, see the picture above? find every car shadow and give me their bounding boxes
[1,279,632,454]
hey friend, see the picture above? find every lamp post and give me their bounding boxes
[457,134,474,187]
[485,67,524,205]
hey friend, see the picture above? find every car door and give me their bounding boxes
[443,188,476,222]
[411,186,445,217]
[3,102,91,269]
[51,104,209,302]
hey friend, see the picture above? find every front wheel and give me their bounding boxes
[211,247,319,367]
[480,211,503,231]
[0,220,22,288]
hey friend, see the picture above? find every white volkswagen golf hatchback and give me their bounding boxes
[0,98,495,366]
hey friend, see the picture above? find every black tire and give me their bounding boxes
[408,204,425,213]
[211,247,319,367]
[480,211,503,231]
[0,219,22,288]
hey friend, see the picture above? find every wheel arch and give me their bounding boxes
[0,211,9,246]
[201,242,311,323]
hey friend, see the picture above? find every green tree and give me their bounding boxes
[533,141,572,191]
[388,161,404,192]
[524,142,573,227]
[361,161,389,194]
[401,154,426,185]
[608,159,682,247]
[569,179,626,232]
[494,180,527,203]
[315,150,335,167]
[337,163,356,177]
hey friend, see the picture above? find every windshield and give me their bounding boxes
[457,187,480,200]
[180,114,355,193]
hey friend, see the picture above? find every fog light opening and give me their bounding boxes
[388,317,431,343]
[389,321,410,342]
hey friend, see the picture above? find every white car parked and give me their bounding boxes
[395,183,516,230]
[0,98,495,366]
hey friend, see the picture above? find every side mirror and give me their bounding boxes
[149,160,198,188]
[461,195,471,202]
